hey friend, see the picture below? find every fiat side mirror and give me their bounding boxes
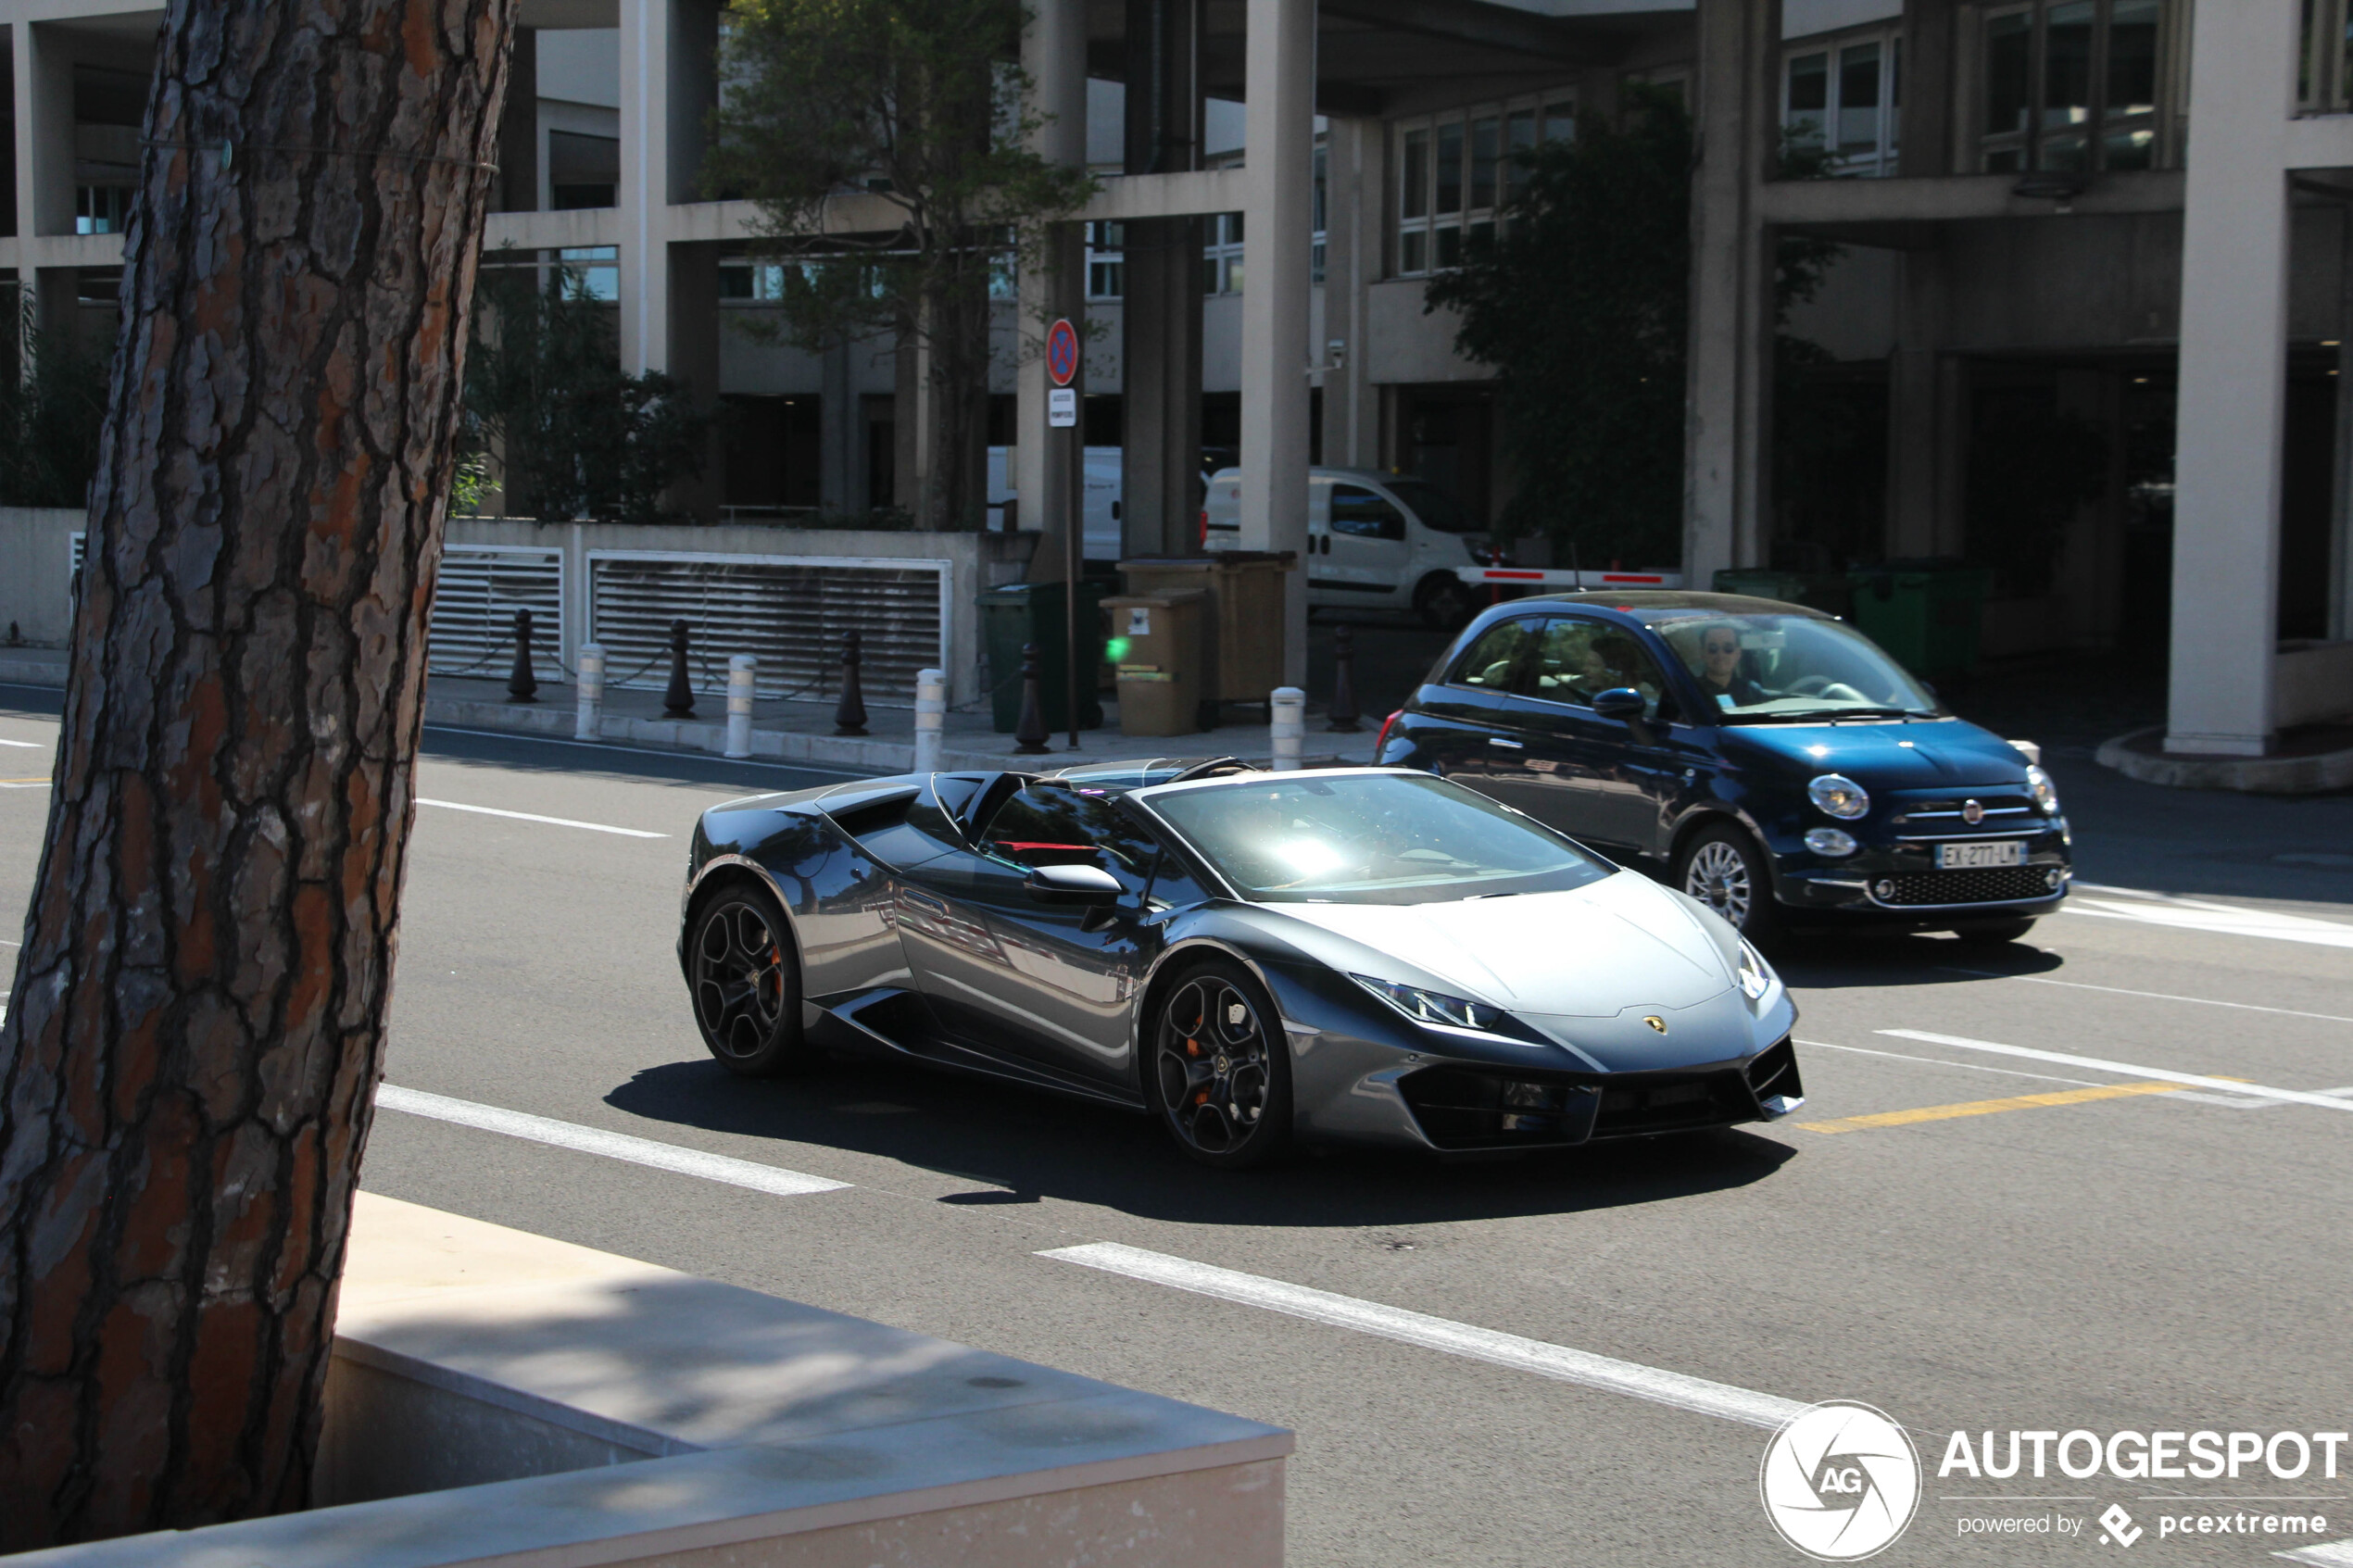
[1025,862,1124,906]
[1592,687,1647,721]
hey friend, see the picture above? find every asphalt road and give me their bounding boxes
[3,681,2349,1567]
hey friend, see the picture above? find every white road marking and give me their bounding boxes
[375,1085,849,1196]
[2063,891,2353,950]
[424,722,869,778]
[2278,1538,2353,1566]
[1940,969,2353,1026]
[0,738,41,747]
[1878,1031,2353,1114]
[1795,1038,2104,1087]
[1039,1241,1806,1430]
[415,797,668,838]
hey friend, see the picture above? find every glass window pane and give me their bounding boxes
[1227,211,1244,243]
[1890,36,1902,150]
[1544,100,1577,141]
[1226,257,1243,294]
[1434,224,1462,269]
[1787,52,1829,148]
[1400,229,1427,273]
[2102,124,2155,170]
[1504,109,1537,198]
[2108,0,2160,118]
[1313,144,1328,232]
[1402,129,1429,220]
[1436,122,1464,214]
[1838,44,1881,158]
[1467,218,1494,253]
[1470,117,1500,208]
[1204,255,1223,294]
[1985,11,2032,137]
[2045,1,2095,130]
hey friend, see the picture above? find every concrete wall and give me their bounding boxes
[0,507,81,646]
[6,1195,1291,1568]
[2277,640,2353,728]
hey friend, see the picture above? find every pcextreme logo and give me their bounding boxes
[1760,1401,1923,1562]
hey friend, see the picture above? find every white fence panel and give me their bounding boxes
[428,546,564,678]
[587,552,949,705]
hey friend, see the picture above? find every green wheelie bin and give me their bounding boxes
[978,580,1107,733]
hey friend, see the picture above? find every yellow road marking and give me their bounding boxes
[1798,1081,2182,1135]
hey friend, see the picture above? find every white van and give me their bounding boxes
[1202,467,1491,626]
[986,445,1124,564]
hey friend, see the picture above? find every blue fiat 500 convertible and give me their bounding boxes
[1376,591,2070,941]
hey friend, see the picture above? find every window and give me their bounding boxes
[1784,32,1902,175]
[1329,485,1406,541]
[1450,619,1540,689]
[559,246,620,301]
[1978,0,2171,174]
[975,784,1158,897]
[1204,212,1244,295]
[75,186,134,236]
[2299,0,2353,109]
[1394,94,1572,277]
[548,130,620,209]
[1529,620,1669,717]
[1087,221,1125,301]
[1312,141,1328,285]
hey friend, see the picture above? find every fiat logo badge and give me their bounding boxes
[1644,1016,1667,1034]
[1962,799,1985,825]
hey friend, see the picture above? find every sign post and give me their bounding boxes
[1045,316,1082,749]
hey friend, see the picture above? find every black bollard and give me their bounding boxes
[834,628,869,736]
[1013,641,1051,755]
[507,608,539,702]
[1327,622,1362,732]
[663,620,696,717]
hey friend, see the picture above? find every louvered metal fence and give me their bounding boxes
[587,552,949,705]
[427,546,565,678]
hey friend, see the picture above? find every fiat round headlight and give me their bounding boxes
[2025,764,2059,815]
[1806,773,1869,821]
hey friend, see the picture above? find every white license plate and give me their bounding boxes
[1938,840,2025,870]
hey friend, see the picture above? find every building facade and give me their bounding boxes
[5,0,2349,751]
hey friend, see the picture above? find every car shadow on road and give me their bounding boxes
[605,1057,1797,1229]
[1770,931,2066,990]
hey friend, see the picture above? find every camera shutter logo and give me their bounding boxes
[1758,1400,1921,1561]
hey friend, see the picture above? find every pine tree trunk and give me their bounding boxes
[0,0,514,1546]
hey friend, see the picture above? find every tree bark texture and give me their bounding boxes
[0,0,513,1546]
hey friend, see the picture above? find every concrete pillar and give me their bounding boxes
[1682,0,1781,587]
[1122,0,1206,558]
[1896,0,1956,180]
[2165,0,2298,755]
[1237,0,1315,686]
[497,28,540,213]
[2331,211,2353,643]
[820,341,855,515]
[1322,118,1383,470]
[1885,247,1950,558]
[619,0,672,372]
[13,20,70,242]
[669,241,722,520]
[1018,0,1087,577]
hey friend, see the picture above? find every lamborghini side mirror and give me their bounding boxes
[1025,862,1124,906]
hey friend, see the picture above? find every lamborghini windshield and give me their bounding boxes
[1642,611,1940,721]
[1141,772,1610,906]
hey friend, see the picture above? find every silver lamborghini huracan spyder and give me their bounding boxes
[679,759,1803,1168]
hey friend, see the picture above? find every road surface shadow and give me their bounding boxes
[1771,931,2066,990]
[606,1057,1797,1228]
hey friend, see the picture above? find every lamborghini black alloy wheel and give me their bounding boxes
[1154,968,1287,1166]
[690,888,806,1076]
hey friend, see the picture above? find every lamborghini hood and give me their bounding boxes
[1265,869,1734,1018]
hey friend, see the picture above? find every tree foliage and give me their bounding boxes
[0,299,110,508]
[1425,90,1841,566]
[707,0,1096,529]
[462,265,713,523]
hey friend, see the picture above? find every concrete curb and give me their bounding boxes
[2095,724,2353,795]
